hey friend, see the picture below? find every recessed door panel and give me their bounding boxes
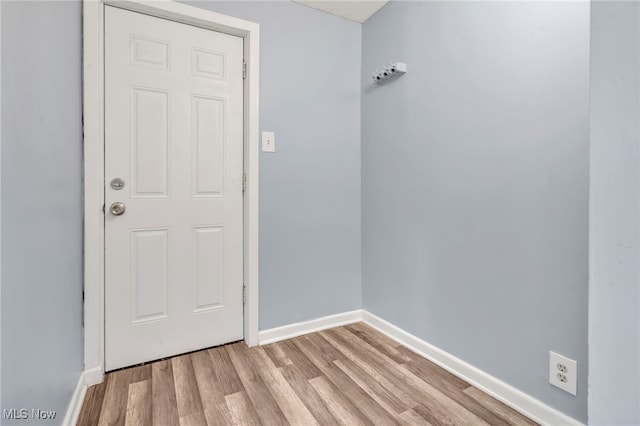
[192,95,225,197]
[130,88,169,198]
[192,226,224,312]
[131,36,170,70]
[191,48,225,79]
[131,229,169,323]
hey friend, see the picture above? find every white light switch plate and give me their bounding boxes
[262,131,275,152]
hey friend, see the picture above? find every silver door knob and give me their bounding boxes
[110,202,126,216]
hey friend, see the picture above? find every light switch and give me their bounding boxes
[262,131,275,153]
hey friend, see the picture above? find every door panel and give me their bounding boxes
[192,226,225,312]
[104,6,244,371]
[192,95,225,196]
[131,88,170,197]
[130,228,169,323]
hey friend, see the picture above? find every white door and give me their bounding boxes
[104,6,244,371]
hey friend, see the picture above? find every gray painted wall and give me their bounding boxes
[1,1,83,423]
[361,2,589,421]
[589,2,640,424]
[183,1,362,330]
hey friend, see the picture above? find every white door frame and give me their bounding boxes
[83,0,260,385]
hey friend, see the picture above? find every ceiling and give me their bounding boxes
[294,1,390,23]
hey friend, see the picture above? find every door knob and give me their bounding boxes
[110,202,126,216]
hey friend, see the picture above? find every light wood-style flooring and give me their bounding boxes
[77,322,538,425]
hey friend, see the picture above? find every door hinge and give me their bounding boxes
[242,61,247,79]
[243,285,247,304]
[242,173,247,193]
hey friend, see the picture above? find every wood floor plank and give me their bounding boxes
[207,346,244,397]
[333,357,410,415]
[322,328,490,426]
[401,358,513,426]
[77,380,108,426]
[278,339,324,380]
[225,342,288,425]
[151,359,180,426]
[248,347,319,425]
[316,330,426,408]
[413,402,467,426]
[464,387,539,426]
[293,332,343,361]
[133,364,153,382]
[346,322,412,364]
[124,380,151,426]
[295,334,398,425]
[178,411,207,426]
[395,345,471,391]
[99,366,149,426]
[263,342,294,368]
[393,342,521,426]
[224,391,261,425]
[172,356,204,420]
[398,409,434,426]
[190,351,234,425]
[279,363,339,425]
[308,376,371,426]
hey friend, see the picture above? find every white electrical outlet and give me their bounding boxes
[549,351,577,395]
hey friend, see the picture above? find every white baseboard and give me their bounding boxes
[83,365,104,387]
[361,310,583,426]
[62,365,105,425]
[62,372,88,426]
[258,310,363,345]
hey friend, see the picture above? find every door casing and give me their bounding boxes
[83,0,260,385]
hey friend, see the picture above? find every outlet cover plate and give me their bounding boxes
[549,351,577,395]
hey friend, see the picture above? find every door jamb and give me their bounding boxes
[83,0,260,384]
